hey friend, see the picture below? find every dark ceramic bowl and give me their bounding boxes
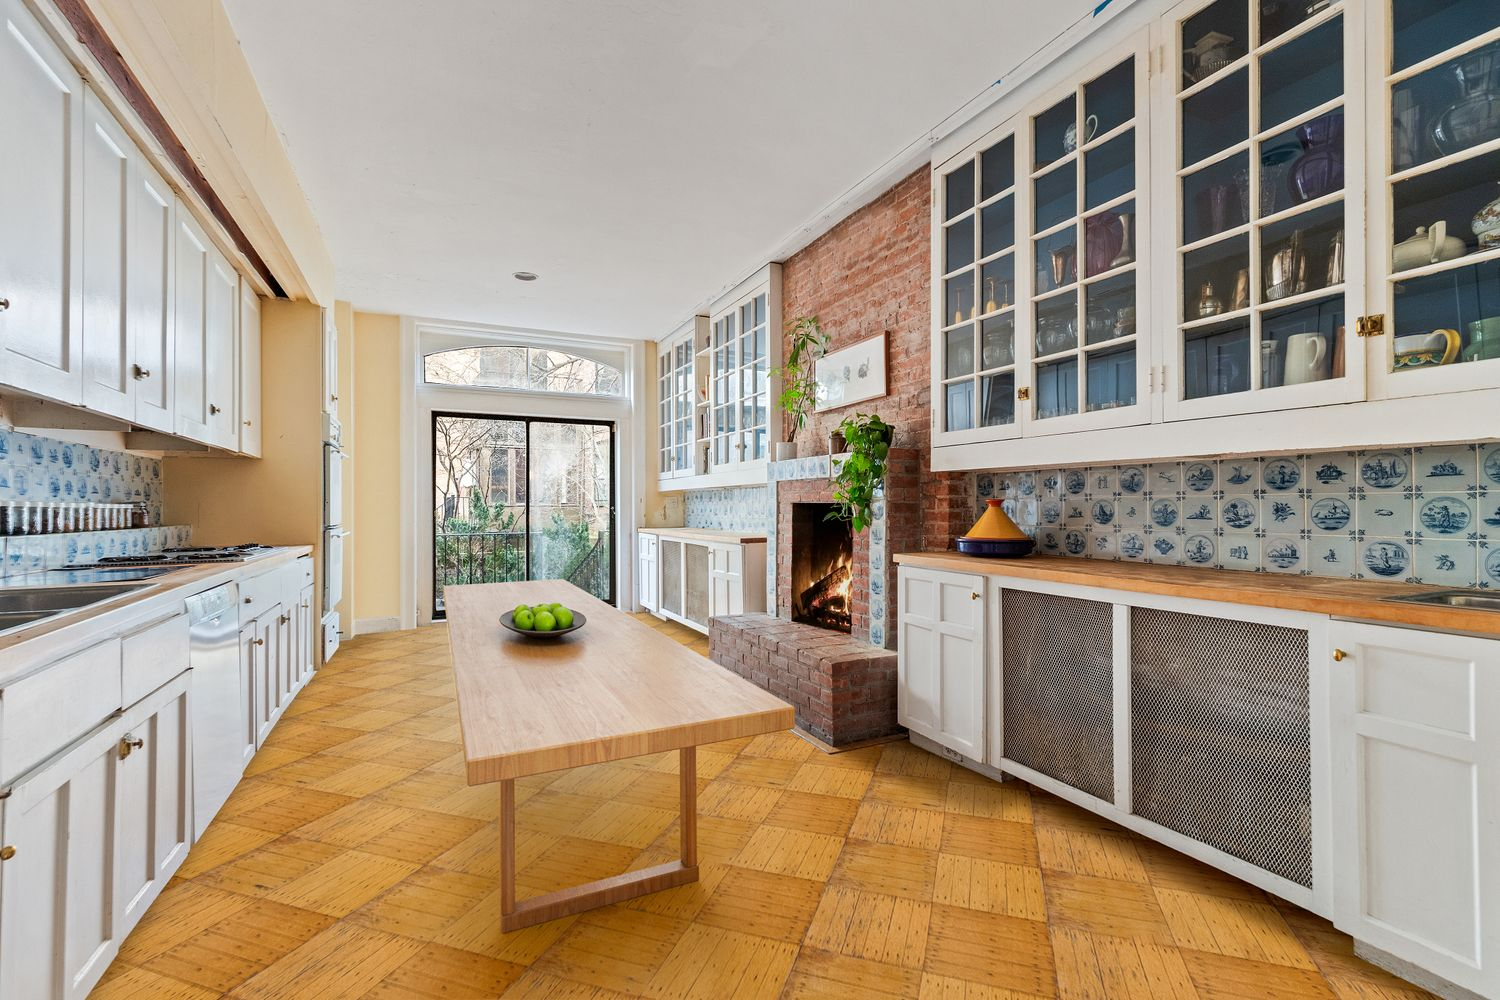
[955,536,1035,558]
[499,610,587,639]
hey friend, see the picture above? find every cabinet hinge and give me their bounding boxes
[1355,314,1385,338]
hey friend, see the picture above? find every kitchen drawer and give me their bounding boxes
[121,613,189,706]
[296,556,314,589]
[240,564,293,623]
[0,638,122,784]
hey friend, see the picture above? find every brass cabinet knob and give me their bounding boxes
[131,363,150,380]
[118,735,144,759]
[244,419,253,426]
[0,846,15,861]
[209,404,222,415]
[1333,648,1347,662]
[254,637,266,647]
[0,297,10,312]
[970,591,981,600]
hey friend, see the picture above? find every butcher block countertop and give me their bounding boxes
[637,527,767,544]
[894,551,1500,638]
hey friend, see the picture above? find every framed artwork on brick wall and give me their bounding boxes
[815,333,887,411]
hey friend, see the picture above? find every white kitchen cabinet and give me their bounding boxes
[173,209,213,442]
[129,153,175,433]
[638,532,659,613]
[706,266,781,474]
[710,543,744,617]
[1329,620,1500,998]
[650,531,767,634]
[79,88,135,420]
[205,247,239,450]
[323,306,339,417]
[241,604,285,750]
[0,0,83,405]
[896,565,986,760]
[0,716,123,1000]
[115,670,192,935]
[238,280,262,456]
[295,583,316,689]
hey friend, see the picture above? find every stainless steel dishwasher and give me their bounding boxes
[186,582,244,837]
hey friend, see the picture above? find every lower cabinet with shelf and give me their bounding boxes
[639,530,766,634]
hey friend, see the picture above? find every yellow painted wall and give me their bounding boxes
[351,311,403,625]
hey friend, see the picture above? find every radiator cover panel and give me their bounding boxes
[1002,589,1114,802]
[1130,607,1313,888]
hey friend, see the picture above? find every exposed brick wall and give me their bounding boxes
[710,615,902,746]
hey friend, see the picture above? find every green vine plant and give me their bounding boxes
[827,412,892,533]
[777,316,829,442]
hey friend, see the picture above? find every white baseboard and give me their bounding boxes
[354,616,401,636]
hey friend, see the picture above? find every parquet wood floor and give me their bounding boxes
[96,617,1434,1000]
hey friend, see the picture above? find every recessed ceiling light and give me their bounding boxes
[513,271,538,281]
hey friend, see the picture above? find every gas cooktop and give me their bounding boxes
[64,543,277,570]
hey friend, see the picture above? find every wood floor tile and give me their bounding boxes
[924,904,1056,997]
[359,941,526,999]
[741,731,816,762]
[917,973,1052,1000]
[92,965,224,1000]
[804,886,932,967]
[866,773,950,812]
[1035,826,1150,884]
[515,836,642,895]
[115,881,254,964]
[346,865,496,941]
[941,813,1040,867]
[1156,888,1318,969]
[933,856,1046,920]
[695,866,825,941]
[1179,948,1337,1000]
[227,923,424,999]
[731,824,845,881]
[849,802,945,849]
[137,899,337,993]
[501,970,638,999]
[643,923,797,999]
[265,847,422,917]
[785,761,874,799]
[1050,927,1201,1000]
[829,839,939,901]
[779,948,924,999]
[763,790,861,837]
[530,907,689,993]
[1043,870,1174,944]
[193,836,346,897]
[572,799,678,848]
[699,779,784,822]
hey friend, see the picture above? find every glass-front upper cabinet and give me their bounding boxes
[1166,0,1365,419]
[707,265,781,471]
[936,132,1021,441]
[656,317,707,483]
[1369,0,1500,399]
[1027,43,1152,434]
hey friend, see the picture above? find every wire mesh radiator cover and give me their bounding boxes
[1131,607,1313,888]
[1002,590,1115,802]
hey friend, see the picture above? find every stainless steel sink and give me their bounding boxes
[0,583,149,636]
[1385,589,1500,612]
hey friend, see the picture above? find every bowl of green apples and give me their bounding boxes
[499,602,586,640]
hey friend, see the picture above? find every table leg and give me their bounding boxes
[497,751,702,933]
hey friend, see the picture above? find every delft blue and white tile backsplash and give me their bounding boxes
[974,443,1500,589]
[684,485,771,533]
[0,429,189,578]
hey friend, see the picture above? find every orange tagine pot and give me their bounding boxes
[955,499,1035,558]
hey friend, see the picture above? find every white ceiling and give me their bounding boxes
[223,0,1099,340]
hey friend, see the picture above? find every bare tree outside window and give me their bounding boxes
[424,346,621,395]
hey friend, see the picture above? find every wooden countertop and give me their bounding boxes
[637,527,767,544]
[445,580,793,783]
[893,551,1500,638]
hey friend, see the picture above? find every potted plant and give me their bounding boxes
[774,316,828,461]
[827,412,892,533]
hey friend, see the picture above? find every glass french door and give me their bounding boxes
[431,413,615,616]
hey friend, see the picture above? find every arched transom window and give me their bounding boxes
[423,346,622,395]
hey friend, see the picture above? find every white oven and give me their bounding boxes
[322,413,346,657]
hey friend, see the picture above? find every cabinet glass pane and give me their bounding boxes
[1392,0,1500,74]
[1182,68,1249,167]
[1085,131,1134,210]
[1035,163,1078,233]
[1260,296,1345,388]
[1183,151,1250,242]
[945,160,975,220]
[981,256,1015,314]
[981,313,1015,369]
[1260,0,1328,45]
[1392,41,1500,173]
[1392,264,1500,368]
[945,325,976,379]
[1035,357,1079,418]
[1036,229,1079,293]
[1035,96,1076,169]
[1260,16,1343,131]
[1085,344,1136,411]
[1392,147,1500,264]
[1184,233,1250,320]
[1036,290,1079,357]
[1262,199,1344,301]
[980,135,1016,199]
[1085,271,1136,346]
[1259,111,1343,218]
[980,195,1016,257]
[980,372,1015,426]
[1084,58,1134,139]
[1085,200,1135,277]
[945,270,976,326]
[945,380,975,432]
[1183,0,1248,89]
[1184,318,1251,398]
[945,216,975,272]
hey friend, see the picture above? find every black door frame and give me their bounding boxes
[430,410,617,616]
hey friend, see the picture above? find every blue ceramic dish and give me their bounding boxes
[955,536,1035,558]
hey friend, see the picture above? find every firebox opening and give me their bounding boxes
[791,502,854,634]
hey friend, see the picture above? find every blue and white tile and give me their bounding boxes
[1061,529,1089,557]
[1087,526,1119,559]
[975,473,996,498]
[1220,495,1258,532]
[1414,445,1478,492]
[1039,497,1064,526]
[1358,449,1412,491]
[1355,494,1411,537]
[1218,535,1259,571]
[1060,468,1088,496]
[1263,536,1305,574]
[1061,497,1090,524]
[1219,458,1259,490]
[1478,495,1500,535]
[1115,496,1148,526]
[1306,452,1357,491]
[1182,461,1216,494]
[1036,528,1063,554]
[1308,495,1353,533]
[1182,533,1216,566]
[1412,539,1479,588]
[1480,444,1500,489]
[1144,530,1181,564]
[1483,546,1500,588]
[1148,497,1181,529]
[1146,462,1182,494]
[1307,537,1355,577]
[1260,457,1303,494]
[1119,529,1148,561]
[1360,538,1412,580]
[1263,495,1305,531]
[1087,467,1118,496]
[1180,496,1217,528]
[1117,465,1148,496]
[1088,497,1118,528]
[1416,494,1477,540]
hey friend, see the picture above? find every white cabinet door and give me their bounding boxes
[129,156,174,432]
[116,671,191,935]
[0,719,123,1000]
[897,567,986,759]
[1330,621,1500,997]
[173,209,212,442]
[296,583,316,686]
[710,543,743,617]
[638,533,658,613]
[238,281,262,456]
[0,0,83,404]
[79,88,133,420]
[323,307,339,416]
[205,247,238,449]
[238,620,261,762]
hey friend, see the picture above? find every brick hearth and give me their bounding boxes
[709,615,900,746]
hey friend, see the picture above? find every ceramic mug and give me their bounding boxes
[1466,317,1500,362]
[1282,332,1328,385]
[1063,114,1100,152]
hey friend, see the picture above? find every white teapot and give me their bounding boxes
[1392,221,1466,271]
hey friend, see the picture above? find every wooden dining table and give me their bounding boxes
[444,580,794,931]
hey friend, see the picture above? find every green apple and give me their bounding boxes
[513,604,532,616]
[553,607,574,629]
[532,609,557,632]
[513,608,535,630]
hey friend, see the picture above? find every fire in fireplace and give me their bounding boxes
[790,502,854,633]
